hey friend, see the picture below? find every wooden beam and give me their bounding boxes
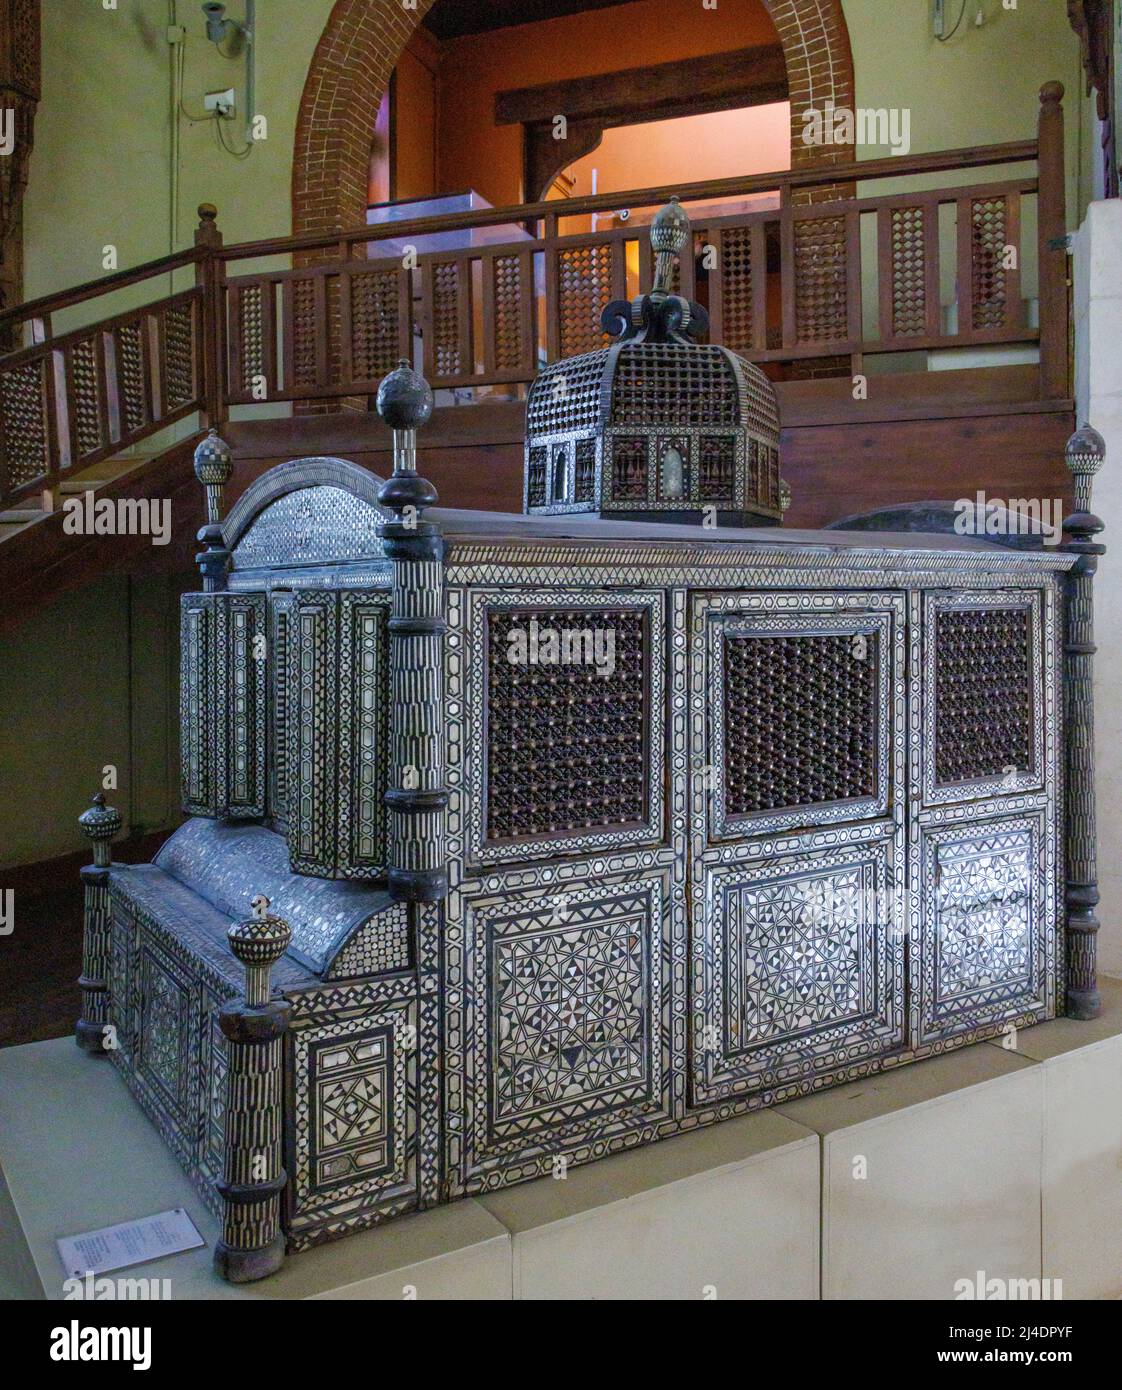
[495,43,788,130]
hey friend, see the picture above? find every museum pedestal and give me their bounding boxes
[2,981,1121,1300]
[477,1112,820,1300]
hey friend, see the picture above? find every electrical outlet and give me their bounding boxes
[933,0,945,37]
[204,89,236,118]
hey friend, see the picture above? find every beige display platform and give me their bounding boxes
[1004,976,1122,1299]
[0,1039,510,1301]
[478,1112,820,1300]
[779,1043,1044,1301]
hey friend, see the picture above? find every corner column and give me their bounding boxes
[75,793,122,1055]
[214,896,291,1284]
[375,361,448,904]
[1062,425,1106,1020]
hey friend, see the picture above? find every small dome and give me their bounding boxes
[523,196,783,527]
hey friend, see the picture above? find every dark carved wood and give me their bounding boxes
[497,43,788,128]
[1067,1,1118,197]
[1061,425,1106,1019]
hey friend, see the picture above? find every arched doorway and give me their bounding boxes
[292,0,855,237]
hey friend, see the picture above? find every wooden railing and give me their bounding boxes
[0,83,1069,510]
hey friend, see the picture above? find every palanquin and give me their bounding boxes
[72,204,1105,1283]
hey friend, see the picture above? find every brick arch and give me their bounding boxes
[292,0,854,237]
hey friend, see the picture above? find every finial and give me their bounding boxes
[376,359,434,433]
[376,361,438,517]
[650,196,690,284]
[1066,423,1106,514]
[194,428,234,525]
[1039,81,1064,106]
[198,202,218,225]
[1065,423,1106,477]
[78,792,122,868]
[228,895,292,1007]
[601,193,707,344]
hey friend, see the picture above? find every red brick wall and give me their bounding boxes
[292,0,855,235]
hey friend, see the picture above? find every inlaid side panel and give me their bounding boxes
[181,597,216,815]
[179,592,266,819]
[338,591,390,877]
[287,1000,418,1241]
[916,813,1051,1043]
[690,826,906,1106]
[454,869,672,1192]
[267,592,294,834]
[288,590,338,874]
[134,938,200,1156]
[107,896,136,1065]
[216,594,267,818]
[285,589,390,879]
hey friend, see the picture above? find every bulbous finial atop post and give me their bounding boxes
[194,427,234,526]
[227,895,292,1008]
[78,792,121,869]
[376,359,438,514]
[1065,422,1106,515]
[650,196,690,296]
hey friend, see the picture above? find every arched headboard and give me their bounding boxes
[224,456,388,570]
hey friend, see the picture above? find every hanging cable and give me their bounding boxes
[936,0,968,43]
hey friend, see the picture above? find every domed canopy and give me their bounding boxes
[524,198,783,527]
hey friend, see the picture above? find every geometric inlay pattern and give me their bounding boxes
[934,827,1033,1008]
[463,875,668,1173]
[693,834,906,1107]
[730,863,869,1047]
[494,909,647,1126]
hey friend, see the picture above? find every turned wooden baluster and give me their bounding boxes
[1062,423,1105,1020]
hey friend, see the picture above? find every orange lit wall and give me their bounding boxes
[427,0,783,209]
[390,32,439,202]
[558,101,790,201]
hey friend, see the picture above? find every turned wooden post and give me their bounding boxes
[1062,424,1106,1020]
[376,361,449,904]
[195,203,226,428]
[214,895,291,1284]
[75,793,121,1054]
[1037,81,1068,402]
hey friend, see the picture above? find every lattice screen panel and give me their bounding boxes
[723,631,879,815]
[557,243,614,358]
[934,607,1034,784]
[485,608,648,841]
[350,269,402,381]
[0,357,50,488]
[889,205,927,338]
[719,225,755,354]
[793,214,849,343]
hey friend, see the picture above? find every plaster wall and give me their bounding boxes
[1073,197,1122,980]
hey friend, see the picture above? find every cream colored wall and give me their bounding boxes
[843,0,1090,220]
[23,0,335,314]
